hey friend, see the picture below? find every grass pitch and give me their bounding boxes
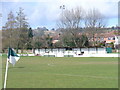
[2,56,118,88]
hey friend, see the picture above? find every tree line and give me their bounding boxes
[56,7,106,47]
[2,8,33,53]
[2,7,107,52]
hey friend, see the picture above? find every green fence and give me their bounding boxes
[106,48,112,53]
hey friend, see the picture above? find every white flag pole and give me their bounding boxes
[4,59,9,89]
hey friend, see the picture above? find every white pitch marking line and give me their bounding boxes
[54,74,118,79]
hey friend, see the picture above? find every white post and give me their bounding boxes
[4,59,9,89]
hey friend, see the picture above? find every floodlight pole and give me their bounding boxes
[4,59,9,90]
[60,5,65,28]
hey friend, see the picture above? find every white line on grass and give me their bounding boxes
[54,74,118,79]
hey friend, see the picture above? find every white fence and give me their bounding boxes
[35,48,110,57]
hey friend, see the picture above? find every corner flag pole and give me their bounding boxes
[3,48,20,89]
[4,58,9,89]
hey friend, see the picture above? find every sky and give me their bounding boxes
[1,0,119,30]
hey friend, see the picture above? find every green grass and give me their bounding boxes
[2,56,118,88]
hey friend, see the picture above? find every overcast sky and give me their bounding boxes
[1,0,119,30]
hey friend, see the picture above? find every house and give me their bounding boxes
[114,35,120,49]
[104,36,115,44]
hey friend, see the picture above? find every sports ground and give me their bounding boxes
[1,56,118,88]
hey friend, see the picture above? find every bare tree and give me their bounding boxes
[84,8,107,46]
[2,11,17,48]
[2,8,30,52]
[16,7,29,52]
[57,7,86,47]
[58,7,84,29]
